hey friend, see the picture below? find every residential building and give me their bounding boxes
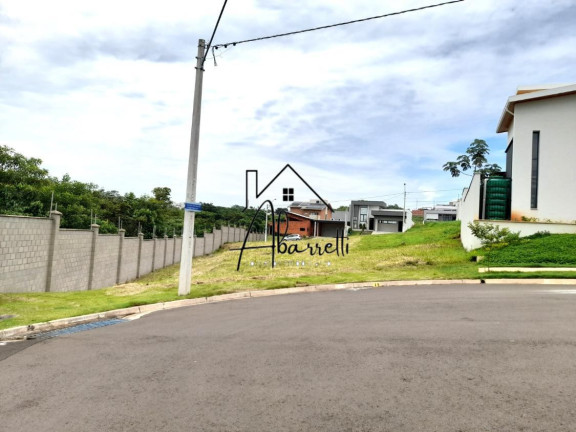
[349,200,413,233]
[459,83,576,250]
[276,211,346,238]
[424,204,458,222]
[331,210,348,222]
[349,200,387,230]
[289,200,333,220]
[497,83,576,222]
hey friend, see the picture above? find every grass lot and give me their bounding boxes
[1,221,575,330]
[481,234,576,267]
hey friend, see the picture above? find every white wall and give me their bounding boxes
[510,94,576,223]
[459,174,483,250]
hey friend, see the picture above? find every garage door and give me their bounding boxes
[376,220,399,233]
[319,223,346,238]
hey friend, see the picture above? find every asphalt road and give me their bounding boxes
[1,283,576,432]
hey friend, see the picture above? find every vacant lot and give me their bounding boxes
[2,222,576,330]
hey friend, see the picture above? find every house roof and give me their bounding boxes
[372,209,409,217]
[496,83,576,133]
[290,201,328,211]
[284,211,345,225]
[350,200,387,207]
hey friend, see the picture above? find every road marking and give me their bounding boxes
[541,290,576,294]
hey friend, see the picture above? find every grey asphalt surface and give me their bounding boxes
[1,283,576,432]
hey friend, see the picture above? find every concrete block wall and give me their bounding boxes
[92,234,120,290]
[139,240,154,276]
[120,237,139,282]
[214,230,222,251]
[173,237,182,264]
[0,215,52,293]
[194,237,205,257]
[51,230,93,292]
[0,213,262,293]
[221,226,230,243]
[204,233,214,255]
[153,238,164,270]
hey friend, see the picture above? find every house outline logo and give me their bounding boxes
[243,164,333,212]
[233,164,348,271]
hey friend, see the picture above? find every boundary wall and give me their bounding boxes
[0,212,261,293]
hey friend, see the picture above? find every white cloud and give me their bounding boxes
[1,0,575,208]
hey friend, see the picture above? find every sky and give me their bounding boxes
[1,0,575,210]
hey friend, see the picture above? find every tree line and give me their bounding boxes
[0,145,266,238]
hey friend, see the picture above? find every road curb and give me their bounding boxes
[479,267,576,273]
[2,278,575,341]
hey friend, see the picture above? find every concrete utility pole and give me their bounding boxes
[178,39,206,296]
[403,183,407,233]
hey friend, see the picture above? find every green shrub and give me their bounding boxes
[468,222,520,247]
[526,231,551,240]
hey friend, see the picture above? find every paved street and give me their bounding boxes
[1,283,576,431]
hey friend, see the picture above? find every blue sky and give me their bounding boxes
[1,0,575,209]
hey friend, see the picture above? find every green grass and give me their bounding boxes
[482,234,576,267]
[2,221,573,331]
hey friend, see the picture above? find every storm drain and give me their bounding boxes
[27,319,126,340]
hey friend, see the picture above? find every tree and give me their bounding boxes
[152,187,172,204]
[0,145,51,215]
[443,139,502,178]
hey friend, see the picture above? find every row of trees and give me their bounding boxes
[0,145,266,238]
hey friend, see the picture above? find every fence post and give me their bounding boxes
[116,229,125,284]
[137,232,144,278]
[45,210,62,292]
[87,224,99,290]
[172,235,177,264]
[152,235,157,272]
[163,235,168,267]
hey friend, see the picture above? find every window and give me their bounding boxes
[531,132,539,209]
[505,139,513,179]
[359,207,368,222]
[283,188,294,201]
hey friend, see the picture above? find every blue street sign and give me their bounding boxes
[184,202,202,212]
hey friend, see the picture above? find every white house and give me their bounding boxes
[498,83,576,222]
[424,204,458,222]
[459,84,576,250]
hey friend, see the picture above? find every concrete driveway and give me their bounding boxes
[1,283,575,431]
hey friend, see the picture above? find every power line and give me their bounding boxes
[202,0,229,68]
[213,0,465,49]
[329,188,462,203]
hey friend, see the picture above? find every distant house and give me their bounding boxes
[459,83,576,250]
[424,204,457,222]
[349,200,413,233]
[289,200,333,220]
[411,208,425,218]
[277,211,346,238]
[331,210,348,222]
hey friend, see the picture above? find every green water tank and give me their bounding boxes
[485,178,511,220]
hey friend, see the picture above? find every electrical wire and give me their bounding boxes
[202,0,229,68]
[329,188,463,203]
[212,0,465,49]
